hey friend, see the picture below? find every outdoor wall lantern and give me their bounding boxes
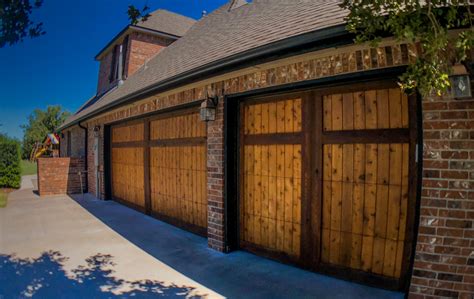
[200,95,218,122]
[93,125,101,138]
[450,63,471,99]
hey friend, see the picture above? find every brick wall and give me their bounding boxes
[97,50,115,95]
[37,158,86,196]
[124,32,173,78]
[60,126,86,158]
[97,32,173,95]
[206,97,226,251]
[410,95,474,298]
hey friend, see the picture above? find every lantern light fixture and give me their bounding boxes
[200,95,218,122]
[93,125,101,138]
[450,64,471,99]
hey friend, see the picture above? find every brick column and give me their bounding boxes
[410,96,474,298]
[86,124,105,199]
[206,97,226,251]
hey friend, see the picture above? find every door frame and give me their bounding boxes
[224,68,423,292]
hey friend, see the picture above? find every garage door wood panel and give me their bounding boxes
[111,122,145,209]
[149,111,207,233]
[323,88,409,132]
[150,145,207,229]
[109,109,207,236]
[320,87,412,280]
[241,97,303,259]
[237,82,418,290]
[112,122,144,142]
[150,112,206,140]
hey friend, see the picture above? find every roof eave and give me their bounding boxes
[60,24,351,131]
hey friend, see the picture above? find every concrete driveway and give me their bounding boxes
[0,176,404,299]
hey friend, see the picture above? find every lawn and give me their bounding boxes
[0,191,7,208]
[20,160,37,176]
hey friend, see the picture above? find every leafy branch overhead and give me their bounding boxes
[0,0,45,47]
[127,4,151,25]
[340,0,474,96]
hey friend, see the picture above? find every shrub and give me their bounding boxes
[0,140,21,189]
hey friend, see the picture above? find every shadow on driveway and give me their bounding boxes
[0,251,200,298]
[72,194,404,299]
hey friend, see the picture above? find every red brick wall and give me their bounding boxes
[96,32,173,95]
[410,95,474,298]
[206,97,226,251]
[97,50,115,95]
[37,158,86,196]
[59,126,86,158]
[124,32,173,78]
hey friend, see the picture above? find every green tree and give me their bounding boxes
[127,4,150,25]
[0,0,45,47]
[341,0,474,96]
[21,105,70,160]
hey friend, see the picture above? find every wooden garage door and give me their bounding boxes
[237,83,417,290]
[111,121,145,210]
[240,96,303,260]
[320,88,414,280]
[149,111,208,234]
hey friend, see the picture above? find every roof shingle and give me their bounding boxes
[62,0,347,128]
[138,9,197,37]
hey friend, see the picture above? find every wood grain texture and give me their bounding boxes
[241,97,303,259]
[320,88,411,280]
[150,144,207,229]
[324,88,408,132]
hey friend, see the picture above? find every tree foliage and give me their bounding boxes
[21,105,70,160]
[127,4,150,25]
[0,138,21,189]
[0,0,45,47]
[341,0,474,96]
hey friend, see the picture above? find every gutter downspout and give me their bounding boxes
[78,122,89,193]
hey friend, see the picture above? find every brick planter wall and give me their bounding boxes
[37,158,86,196]
[410,96,474,298]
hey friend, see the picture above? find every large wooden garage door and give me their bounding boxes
[320,88,414,281]
[111,121,145,210]
[240,96,304,260]
[238,83,417,290]
[149,111,208,234]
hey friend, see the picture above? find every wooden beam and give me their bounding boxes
[322,128,410,144]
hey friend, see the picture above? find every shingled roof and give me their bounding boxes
[139,9,197,37]
[61,0,348,129]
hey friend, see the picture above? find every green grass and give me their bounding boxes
[20,160,37,176]
[0,191,7,208]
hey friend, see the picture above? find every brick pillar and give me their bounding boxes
[86,124,105,199]
[409,95,474,298]
[207,97,226,251]
[87,125,96,196]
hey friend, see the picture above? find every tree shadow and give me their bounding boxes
[0,251,203,298]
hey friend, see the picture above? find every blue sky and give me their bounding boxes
[0,0,227,139]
